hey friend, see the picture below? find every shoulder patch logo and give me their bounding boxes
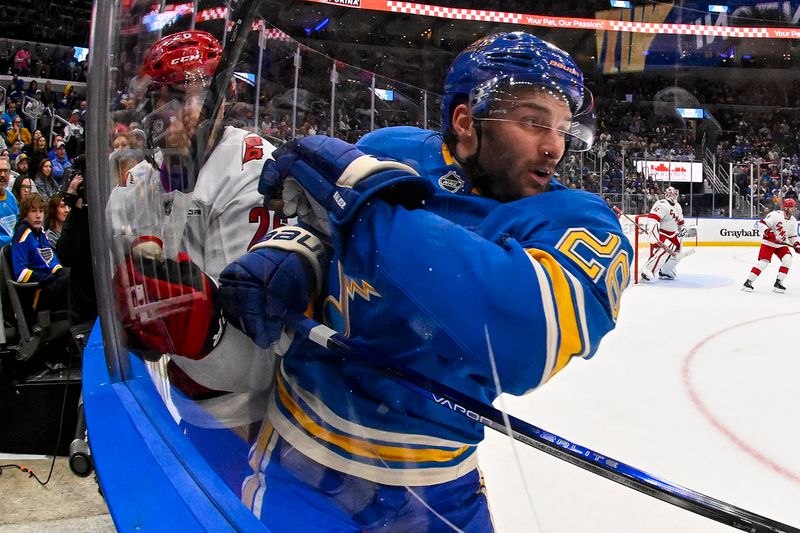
[438,171,464,193]
[243,135,264,165]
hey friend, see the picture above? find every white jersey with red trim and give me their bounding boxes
[648,199,684,235]
[760,210,798,249]
[108,126,282,426]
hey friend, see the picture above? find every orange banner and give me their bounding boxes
[303,0,800,40]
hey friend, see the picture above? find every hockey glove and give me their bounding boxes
[259,136,434,232]
[677,225,686,238]
[793,241,800,253]
[219,226,327,349]
[114,236,225,362]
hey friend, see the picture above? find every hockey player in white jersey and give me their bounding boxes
[742,198,800,293]
[641,186,686,281]
[107,30,282,494]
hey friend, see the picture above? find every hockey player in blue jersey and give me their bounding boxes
[221,32,631,531]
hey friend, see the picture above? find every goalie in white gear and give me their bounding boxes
[106,30,283,495]
[742,198,800,293]
[641,186,686,281]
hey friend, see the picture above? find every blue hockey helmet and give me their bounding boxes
[441,32,595,151]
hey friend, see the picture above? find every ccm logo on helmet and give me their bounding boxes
[170,53,201,65]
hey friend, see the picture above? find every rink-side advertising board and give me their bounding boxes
[622,218,763,247]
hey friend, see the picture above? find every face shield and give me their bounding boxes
[470,78,596,152]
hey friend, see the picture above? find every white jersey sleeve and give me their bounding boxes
[184,127,279,278]
[168,127,282,425]
[107,127,284,426]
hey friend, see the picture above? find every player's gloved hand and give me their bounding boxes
[793,241,800,253]
[219,226,327,349]
[114,236,225,362]
[677,225,686,238]
[763,229,779,244]
[259,136,434,233]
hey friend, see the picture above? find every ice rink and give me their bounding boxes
[478,246,800,533]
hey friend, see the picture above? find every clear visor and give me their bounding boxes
[472,82,596,152]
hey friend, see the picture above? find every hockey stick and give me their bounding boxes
[613,206,695,260]
[194,0,264,168]
[290,315,799,533]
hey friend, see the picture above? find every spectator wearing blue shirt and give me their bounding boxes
[1,100,18,133]
[0,156,19,249]
[50,142,72,183]
[47,135,64,161]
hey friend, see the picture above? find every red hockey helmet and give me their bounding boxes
[783,198,797,209]
[142,30,222,89]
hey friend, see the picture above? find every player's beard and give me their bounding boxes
[475,130,551,202]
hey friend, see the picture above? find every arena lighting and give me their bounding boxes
[234,72,256,86]
[373,88,395,101]
[314,17,330,31]
[708,5,729,13]
[676,107,704,119]
[610,0,632,7]
[73,46,89,63]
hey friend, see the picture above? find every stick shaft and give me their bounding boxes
[291,317,799,533]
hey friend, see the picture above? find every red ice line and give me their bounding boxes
[681,312,800,486]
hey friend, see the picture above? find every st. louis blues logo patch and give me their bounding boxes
[39,247,54,266]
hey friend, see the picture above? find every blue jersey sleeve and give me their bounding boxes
[334,188,631,396]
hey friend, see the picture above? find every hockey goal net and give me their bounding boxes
[619,213,698,284]
[619,213,652,285]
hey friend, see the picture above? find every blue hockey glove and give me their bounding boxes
[219,226,327,349]
[259,136,434,231]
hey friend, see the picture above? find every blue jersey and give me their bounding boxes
[12,221,62,282]
[0,191,18,249]
[263,127,631,487]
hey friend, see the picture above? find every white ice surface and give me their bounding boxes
[478,247,800,533]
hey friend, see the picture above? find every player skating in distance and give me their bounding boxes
[220,32,631,531]
[107,30,282,495]
[742,198,800,293]
[641,185,687,281]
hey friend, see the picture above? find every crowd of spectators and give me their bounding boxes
[0,39,87,82]
[89,32,800,222]
[0,62,88,363]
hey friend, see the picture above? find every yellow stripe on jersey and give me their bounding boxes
[526,248,584,380]
[276,374,471,464]
[523,255,558,386]
[441,142,456,166]
[19,228,31,242]
[18,268,33,282]
[241,420,275,511]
